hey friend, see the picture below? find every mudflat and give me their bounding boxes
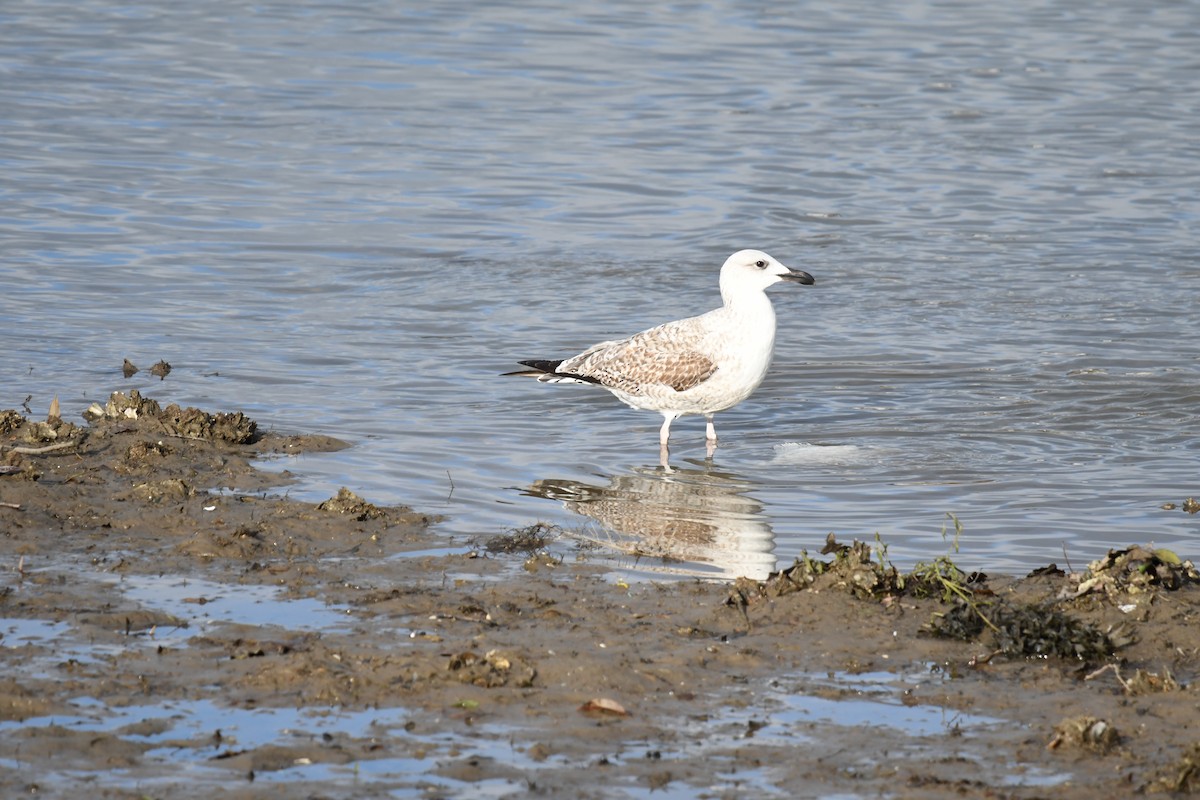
[1,392,1198,798]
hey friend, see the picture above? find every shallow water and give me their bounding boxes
[2,0,1198,577]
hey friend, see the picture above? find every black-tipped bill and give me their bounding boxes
[782,269,815,285]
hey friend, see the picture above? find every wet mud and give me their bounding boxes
[2,393,1199,798]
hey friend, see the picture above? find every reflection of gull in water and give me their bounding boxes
[525,464,776,580]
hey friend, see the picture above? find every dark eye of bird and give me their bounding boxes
[755,260,766,268]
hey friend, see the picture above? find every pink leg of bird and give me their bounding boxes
[659,415,674,447]
[704,416,718,458]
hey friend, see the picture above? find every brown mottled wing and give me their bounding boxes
[558,322,717,395]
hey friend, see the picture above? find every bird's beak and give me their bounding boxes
[781,268,815,286]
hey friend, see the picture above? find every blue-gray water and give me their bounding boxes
[3,0,1198,577]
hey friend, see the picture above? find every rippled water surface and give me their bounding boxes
[3,0,1198,577]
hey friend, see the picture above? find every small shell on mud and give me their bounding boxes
[579,697,629,717]
[484,650,511,671]
[1047,716,1119,753]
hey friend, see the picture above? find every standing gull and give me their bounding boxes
[507,249,814,458]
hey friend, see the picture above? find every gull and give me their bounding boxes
[506,249,814,459]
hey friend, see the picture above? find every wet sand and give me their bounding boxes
[2,392,1198,798]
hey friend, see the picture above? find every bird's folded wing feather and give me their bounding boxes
[559,324,717,394]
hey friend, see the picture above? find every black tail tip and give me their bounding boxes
[518,359,563,373]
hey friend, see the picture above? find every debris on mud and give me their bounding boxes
[477,522,560,554]
[756,532,976,603]
[1064,545,1198,601]
[1086,664,1181,696]
[579,697,630,717]
[754,534,903,599]
[447,649,537,688]
[1148,742,1200,794]
[121,439,174,467]
[0,410,23,437]
[126,477,196,504]
[318,487,387,521]
[81,390,256,443]
[1047,716,1120,753]
[157,403,255,443]
[926,597,1122,661]
[747,534,1143,663]
[84,388,162,421]
[757,531,985,605]
[0,402,85,465]
[17,405,82,446]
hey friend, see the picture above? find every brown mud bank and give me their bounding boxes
[2,392,1199,799]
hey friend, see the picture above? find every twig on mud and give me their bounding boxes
[0,502,20,510]
[9,440,80,455]
[1084,663,1131,692]
[1062,543,1076,575]
[968,648,1004,666]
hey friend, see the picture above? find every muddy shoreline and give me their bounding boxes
[2,392,1198,798]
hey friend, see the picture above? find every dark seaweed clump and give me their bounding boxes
[927,598,1121,662]
[476,522,559,555]
[752,534,1139,663]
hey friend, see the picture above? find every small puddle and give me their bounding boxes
[389,545,472,560]
[749,668,1068,788]
[576,664,1070,795]
[0,697,534,796]
[2,571,383,681]
[765,670,1001,737]
[1,617,129,667]
[114,574,352,632]
[1,617,73,646]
